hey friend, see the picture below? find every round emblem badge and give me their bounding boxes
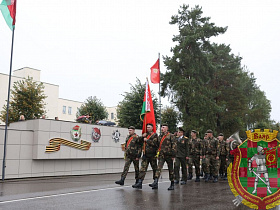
[70,125,81,141]
[92,127,101,142]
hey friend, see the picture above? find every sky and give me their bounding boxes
[0,0,280,122]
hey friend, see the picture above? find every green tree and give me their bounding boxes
[117,78,159,129]
[161,5,271,136]
[0,77,47,124]
[77,96,108,124]
[161,106,179,133]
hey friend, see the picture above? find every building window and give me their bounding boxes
[68,107,72,115]
[111,113,114,120]
[62,106,66,114]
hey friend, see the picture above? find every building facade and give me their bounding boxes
[0,67,118,124]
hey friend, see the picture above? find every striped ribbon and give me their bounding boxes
[45,138,91,153]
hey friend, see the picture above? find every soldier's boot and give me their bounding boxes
[195,176,200,182]
[174,180,179,184]
[213,176,218,183]
[223,173,228,180]
[180,181,186,185]
[115,177,125,186]
[132,179,139,188]
[167,181,174,190]
[150,178,158,189]
[187,173,193,180]
[205,174,210,182]
[133,179,143,189]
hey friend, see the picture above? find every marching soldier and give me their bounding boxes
[201,133,208,179]
[174,127,189,185]
[187,130,203,182]
[149,124,177,190]
[203,129,220,183]
[133,123,159,189]
[115,126,142,186]
[218,133,229,180]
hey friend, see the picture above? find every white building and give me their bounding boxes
[0,67,118,124]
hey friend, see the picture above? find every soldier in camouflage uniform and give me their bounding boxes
[150,124,177,190]
[174,127,189,185]
[187,130,203,182]
[218,133,229,180]
[133,123,159,189]
[203,129,220,183]
[201,133,208,179]
[115,126,142,186]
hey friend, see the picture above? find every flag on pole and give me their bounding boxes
[140,79,156,134]
[150,59,160,84]
[0,0,16,30]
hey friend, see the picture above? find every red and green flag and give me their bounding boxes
[150,59,160,84]
[0,0,16,30]
[140,80,156,134]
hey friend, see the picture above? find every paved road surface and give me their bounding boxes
[0,171,252,210]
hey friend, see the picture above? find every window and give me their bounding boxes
[68,107,72,115]
[62,106,66,114]
[111,113,114,120]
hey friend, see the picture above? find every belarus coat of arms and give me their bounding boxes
[70,125,82,141]
[228,129,280,209]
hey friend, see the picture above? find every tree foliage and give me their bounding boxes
[161,106,179,133]
[77,96,108,124]
[117,78,159,129]
[0,77,47,124]
[161,4,271,137]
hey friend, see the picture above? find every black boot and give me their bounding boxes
[132,179,139,188]
[223,173,228,180]
[195,176,200,182]
[133,179,143,189]
[150,178,158,189]
[115,177,125,185]
[181,180,186,185]
[213,176,218,183]
[174,180,179,184]
[205,174,210,182]
[168,181,174,190]
[187,173,193,180]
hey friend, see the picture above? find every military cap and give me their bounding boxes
[128,126,135,130]
[178,127,185,132]
[162,123,168,127]
[191,130,197,134]
[218,133,224,136]
[146,123,153,127]
[206,129,213,133]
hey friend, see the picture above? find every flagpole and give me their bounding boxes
[2,27,15,181]
[158,53,161,135]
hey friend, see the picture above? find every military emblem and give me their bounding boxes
[112,130,121,143]
[91,127,101,142]
[70,125,81,141]
[152,68,159,73]
[228,129,280,209]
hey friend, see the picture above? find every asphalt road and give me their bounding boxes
[0,171,252,210]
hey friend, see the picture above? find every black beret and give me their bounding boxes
[128,126,135,130]
[178,127,185,132]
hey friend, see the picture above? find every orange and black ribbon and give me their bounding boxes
[45,138,91,153]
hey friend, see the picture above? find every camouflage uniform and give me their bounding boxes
[174,136,189,182]
[138,132,159,180]
[154,132,177,181]
[121,133,142,179]
[219,139,229,177]
[204,136,220,178]
[187,137,203,178]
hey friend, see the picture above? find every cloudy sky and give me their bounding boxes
[1,0,280,122]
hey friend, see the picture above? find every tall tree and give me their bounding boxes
[117,78,159,129]
[161,106,179,133]
[0,77,47,124]
[77,96,108,124]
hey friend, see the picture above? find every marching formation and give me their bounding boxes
[115,124,237,190]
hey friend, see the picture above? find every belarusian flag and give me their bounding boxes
[150,59,160,84]
[0,0,16,31]
[140,80,156,133]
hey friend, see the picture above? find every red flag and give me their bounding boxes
[266,148,277,167]
[150,59,160,84]
[140,80,156,134]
